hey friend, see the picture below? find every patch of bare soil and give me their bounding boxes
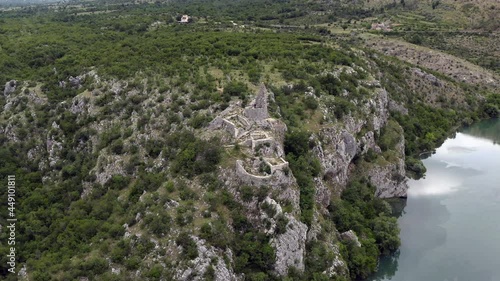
[366,37,499,89]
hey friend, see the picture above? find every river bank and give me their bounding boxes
[369,118,500,281]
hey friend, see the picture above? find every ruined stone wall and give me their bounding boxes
[235,160,272,186]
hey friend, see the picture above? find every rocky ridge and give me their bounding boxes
[207,82,410,278]
[312,87,408,206]
[209,84,311,276]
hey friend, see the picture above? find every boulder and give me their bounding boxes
[340,230,361,247]
[69,76,82,87]
[3,80,16,95]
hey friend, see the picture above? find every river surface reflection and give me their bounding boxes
[369,118,500,281]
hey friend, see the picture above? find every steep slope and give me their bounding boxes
[0,2,498,281]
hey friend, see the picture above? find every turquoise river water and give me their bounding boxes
[369,118,500,281]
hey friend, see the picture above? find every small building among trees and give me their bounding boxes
[178,15,190,23]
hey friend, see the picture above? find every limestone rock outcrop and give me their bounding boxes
[3,80,17,96]
[175,236,239,281]
[369,133,408,198]
[209,84,307,276]
[340,230,361,247]
[272,215,308,275]
[312,87,408,204]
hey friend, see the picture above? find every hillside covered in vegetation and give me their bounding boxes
[0,0,498,280]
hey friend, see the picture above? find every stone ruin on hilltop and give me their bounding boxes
[209,84,290,186]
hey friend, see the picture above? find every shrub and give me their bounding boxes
[188,113,211,129]
[176,233,198,260]
[331,179,401,278]
[170,133,222,178]
[144,213,171,237]
[372,216,400,254]
[261,201,277,218]
[284,130,320,225]
[319,74,342,96]
[79,257,108,275]
[110,139,124,154]
[340,238,379,280]
[125,256,141,270]
[146,264,164,279]
[258,161,271,175]
[275,214,289,235]
[145,139,163,158]
[305,241,335,276]
[199,220,231,249]
[223,81,248,101]
[110,240,129,262]
[233,231,275,274]
[406,34,423,45]
[332,98,354,119]
[405,157,427,179]
[164,180,175,193]
[240,186,254,202]
[304,95,318,110]
[484,103,499,118]
[364,148,378,163]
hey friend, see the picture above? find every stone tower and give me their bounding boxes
[244,83,269,121]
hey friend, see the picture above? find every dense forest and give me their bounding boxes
[0,0,498,280]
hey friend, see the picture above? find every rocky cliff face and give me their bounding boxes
[312,87,408,208]
[209,85,311,276]
[0,71,411,279]
[207,82,409,278]
[175,237,239,281]
[369,131,408,198]
[270,209,308,275]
